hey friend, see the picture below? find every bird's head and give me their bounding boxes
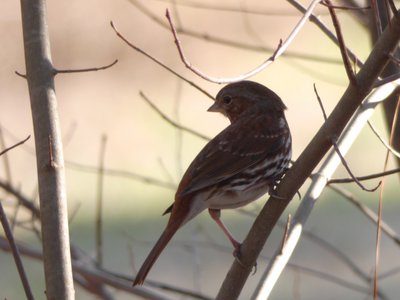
[208,81,286,123]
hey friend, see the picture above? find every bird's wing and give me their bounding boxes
[177,113,290,197]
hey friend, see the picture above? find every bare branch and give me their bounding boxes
[331,139,381,192]
[314,83,380,191]
[129,0,341,65]
[0,201,34,300]
[330,184,400,246]
[152,0,313,16]
[139,91,211,141]
[110,21,214,100]
[96,135,107,266]
[328,167,400,184]
[374,97,400,299]
[55,59,118,74]
[0,181,40,219]
[165,0,322,83]
[287,0,364,68]
[66,160,175,189]
[0,135,30,156]
[320,2,371,11]
[324,0,357,85]
[369,120,400,158]
[241,31,400,298]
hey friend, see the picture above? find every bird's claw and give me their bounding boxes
[232,245,257,274]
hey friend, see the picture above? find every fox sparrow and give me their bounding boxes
[133,80,292,285]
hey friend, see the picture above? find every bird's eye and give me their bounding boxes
[223,95,232,105]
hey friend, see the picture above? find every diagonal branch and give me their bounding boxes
[110,21,214,100]
[0,135,30,156]
[139,91,211,141]
[215,13,400,298]
[0,201,34,300]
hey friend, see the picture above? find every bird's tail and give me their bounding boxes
[133,222,181,286]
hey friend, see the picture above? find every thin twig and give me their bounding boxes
[329,184,400,246]
[109,21,214,100]
[371,0,383,35]
[313,83,328,120]
[287,0,364,68]
[328,167,400,184]
[66,160,175,189]
[165,0,322,83]
[0,182,41,218]
[0,126,14,182]
[331,140,381,192]
[0,237,197,300]
[0,135,30,156]
[139,91,211,141]
[374,97,400,299]
[374,72,400,87]
[129,0,342,65]
[54,59,118,74]
[324,0,357,85]
[314,83,380,191]
[368,120,400,158]
[239,208,389,297]
[152,0,317,16]
[96,135,107,266]
[320,2,371,10]
[0,201,34,300]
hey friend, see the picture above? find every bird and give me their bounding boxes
[133,80,292,286]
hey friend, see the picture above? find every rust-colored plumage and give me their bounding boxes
[133,81,292,285]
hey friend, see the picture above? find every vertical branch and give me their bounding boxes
[96,135,107,266]
[0,126,13,183]
[324,0,357,85]
[0,201,35,300]
[20,0,74,299]
[371,1,400,179]
[374,98,400,299]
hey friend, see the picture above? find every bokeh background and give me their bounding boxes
[1,0,399,299]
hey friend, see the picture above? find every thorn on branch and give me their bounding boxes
[279,214,291,254]
[15,71,27,79]
[271,39,283,61]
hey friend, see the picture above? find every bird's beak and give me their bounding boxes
[207,102,221,113]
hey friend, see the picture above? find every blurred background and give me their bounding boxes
[1,0,399,299]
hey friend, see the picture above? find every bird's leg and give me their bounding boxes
[208,208,241,253]
[209,209,259,272]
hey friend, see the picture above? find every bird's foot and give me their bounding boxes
[232,244,257,274]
